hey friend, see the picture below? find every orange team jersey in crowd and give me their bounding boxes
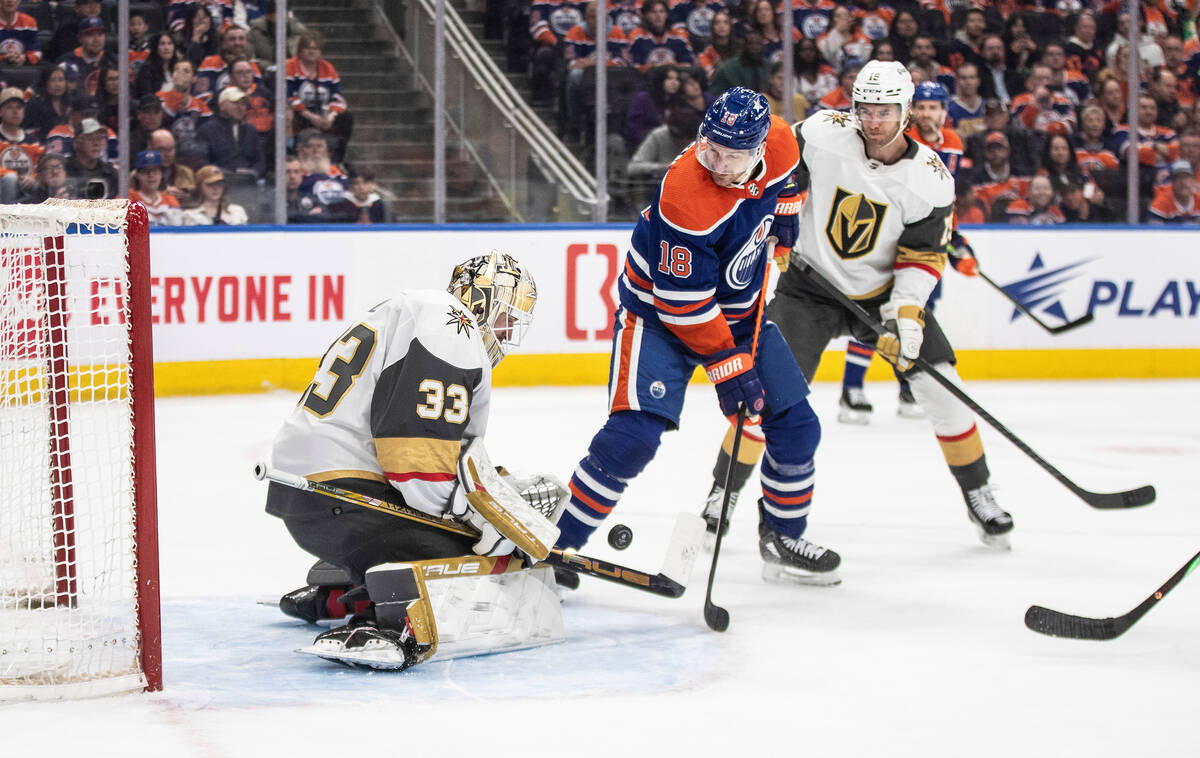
[563,24,628,68]
[130,188,180,225]
[974,174,1031,216]
[0,136,43,179]
[1003,198,1065,225]
[242,83,273,134]
[1074,145,1119,178]
[1147,184,1200,223]
[817,88,851,112]
[195,56,264,101]
[1010,91,1077,132]
[957,203,986,224]
[852,5,894,41]
[158,88,213,121]
[905,124,966,177]
[44,124,118,162]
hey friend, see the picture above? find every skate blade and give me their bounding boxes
[296,644,410,670]
[896,404,926,419]
[761,563,842,586]
[975,528,1012,551]
[836,407,871,425]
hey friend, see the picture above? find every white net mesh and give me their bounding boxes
[0,200,152,700]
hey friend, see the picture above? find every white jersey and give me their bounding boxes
[270,290,492,519]
[793,110,954,306]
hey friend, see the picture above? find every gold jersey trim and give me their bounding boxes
[376,436,461,476]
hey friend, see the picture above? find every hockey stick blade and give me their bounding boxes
[1023,605,1129,640]
[547,513,706,599]
[1078,483,1156,509]
[796,264,1156,511]
[977,270,1095,336]
[1025,549,1200,640]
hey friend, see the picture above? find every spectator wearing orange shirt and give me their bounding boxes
[1111,93,1179,183]
[1147,159,1200,223]
[1010,63,1077,134]
[157,58,213,167]
[57,17,116,98]
[0,87,43,202]
[228,58,273,139]
[969,130,1031,220]
[1074,104,1120,179]
[816,59,861,112]
[196,26,264,102]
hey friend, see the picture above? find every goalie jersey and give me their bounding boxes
[269,290,491,519]
[784,110,954,307]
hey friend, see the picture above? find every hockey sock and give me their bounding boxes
[948,452,990,493]
[711,422,766,491]
[842,340,873,390]
[758,401,820,539]
[559,411,668,550]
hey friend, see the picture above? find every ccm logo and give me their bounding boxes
[422,562,482,577]
[774,200,801,215]
[558,554,650,586]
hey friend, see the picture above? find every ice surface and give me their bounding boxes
[3,380,1198,757]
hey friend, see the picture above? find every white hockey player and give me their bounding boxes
[702,61,1014,553]
[264,252,571,671]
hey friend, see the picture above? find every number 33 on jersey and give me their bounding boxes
[273,290,494,518]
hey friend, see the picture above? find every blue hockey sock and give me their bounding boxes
[842,340,873,390]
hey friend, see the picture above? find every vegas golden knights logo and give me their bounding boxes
[825,187,888,259]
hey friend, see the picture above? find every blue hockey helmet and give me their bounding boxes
[699,86,771,150]
[912,81,949,106]
[697,86,770,182]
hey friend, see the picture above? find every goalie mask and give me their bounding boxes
[851,60,914,148]
[448,251,537,367]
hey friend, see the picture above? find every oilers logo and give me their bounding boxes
[312,177,347,205]
[0,146,33,178]
[612,9,640,34]
[685,6,714,39]
[0,39,24,57]
[550,6,583,37]
[801,13,829,39]
[726,217,771,289]
[859,14,889,40]
[649,380,666,399]
[645,47,679,68]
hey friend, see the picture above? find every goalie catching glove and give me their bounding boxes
[876,301,925,372]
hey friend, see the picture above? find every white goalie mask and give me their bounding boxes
[448,251,537,367]
[851,60,914,148]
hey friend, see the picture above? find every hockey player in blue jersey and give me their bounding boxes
[556,86,842,584]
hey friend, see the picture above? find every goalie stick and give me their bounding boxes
[976,269,1094,336]
[797,263,1156,510]
[254,464,705,599]
[1024,549,1200,640]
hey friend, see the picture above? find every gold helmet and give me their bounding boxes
[448,251,537,367]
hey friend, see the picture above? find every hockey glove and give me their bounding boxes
[769,179,802,272]
[877,301,925,373]
[705,346,765,420]
[948,231,978,277]
[449,482,519,558]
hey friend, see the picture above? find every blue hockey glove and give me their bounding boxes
[769,178,801,271]
[705,346,765,420]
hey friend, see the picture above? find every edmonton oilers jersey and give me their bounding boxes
[619,115,799,357]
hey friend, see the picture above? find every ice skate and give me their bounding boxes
[963,483,1013,550]
[300,614,427,671]
[700,481,738,549]
[896,386,926,418]
[759,505,842,585]
[837,386,873,425]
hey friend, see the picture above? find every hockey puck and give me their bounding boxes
[607,524,633,550]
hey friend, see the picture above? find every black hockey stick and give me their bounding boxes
[703,407,745,632]
[797,263,1155,510]
[254,463,703,599]
[977,268,1094,335]
[1025,549,1200,640]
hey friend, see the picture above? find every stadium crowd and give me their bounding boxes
[0,0,385,224]
[2,0,1199,224]
[516,0,1200,223]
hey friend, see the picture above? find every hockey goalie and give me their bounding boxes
[263,251,570,671]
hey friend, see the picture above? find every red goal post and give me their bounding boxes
[0,199,160,700]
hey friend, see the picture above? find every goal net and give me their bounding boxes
[0,200,160,701]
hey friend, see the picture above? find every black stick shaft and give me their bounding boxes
[797,263,1153,510]
[703,408,745,630]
